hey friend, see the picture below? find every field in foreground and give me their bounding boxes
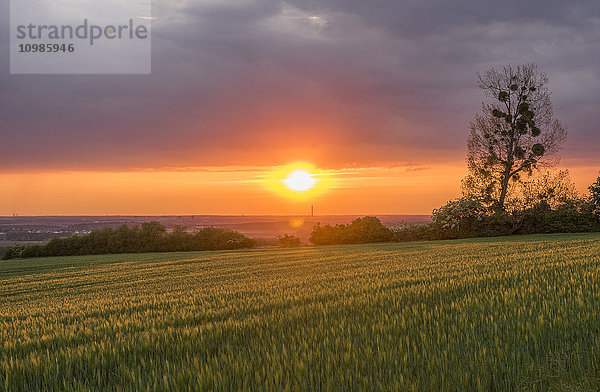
[2,234,600,391]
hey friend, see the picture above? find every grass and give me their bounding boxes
[1,233,600,391]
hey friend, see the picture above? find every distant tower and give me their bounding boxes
[311,205,314,217]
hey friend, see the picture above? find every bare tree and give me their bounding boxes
[463,63,567,211]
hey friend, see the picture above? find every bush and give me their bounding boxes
[430,197,489,239]
[2,222,256,260]
[309,224,346,246]
[391,224,436,242]
[278,234,301,248]
[310,217,393,245]
[192,227,256,251]
[346,217,394,243]
[474,212,514,237]
[515,200,599,234]
[2,244,27,260]
[20,244,45,258]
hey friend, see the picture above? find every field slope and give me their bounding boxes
[2,233,600,391]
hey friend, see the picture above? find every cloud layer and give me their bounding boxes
[1,0,599,171]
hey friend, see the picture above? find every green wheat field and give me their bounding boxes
[2,233,600,391]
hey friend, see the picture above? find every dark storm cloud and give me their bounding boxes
[0,0,598,170]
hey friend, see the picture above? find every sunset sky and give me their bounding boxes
[1,0,599,215]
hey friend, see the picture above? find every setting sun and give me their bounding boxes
[283,170,317,192]
[265,162,334,201]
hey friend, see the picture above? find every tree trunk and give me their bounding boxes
[497,163,512,211]
[499,115,517,211]
[498,178,508,210]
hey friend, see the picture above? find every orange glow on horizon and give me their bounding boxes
[0,163,597,216]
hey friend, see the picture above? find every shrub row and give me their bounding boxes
[307,201,600,246]
[2,222,256,260]
[393,200,600,242]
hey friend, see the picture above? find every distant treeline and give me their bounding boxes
[4,206,600,259]
[2,222,255,260]
[309,205,600,246]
